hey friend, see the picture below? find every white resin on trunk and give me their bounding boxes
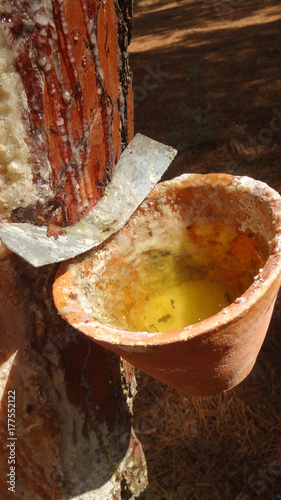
[0,27,36,215]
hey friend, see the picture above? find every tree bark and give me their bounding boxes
[0,1,147,498]
[1,0,134,227]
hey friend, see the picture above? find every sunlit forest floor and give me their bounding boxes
[130,1,281,498]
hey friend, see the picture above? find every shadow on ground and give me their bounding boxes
[130,1,281,499]
[130,0,281,190]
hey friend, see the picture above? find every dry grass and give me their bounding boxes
[133,296,281,500]
[131,1,281,497]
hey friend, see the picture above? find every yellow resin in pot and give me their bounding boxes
[53,174,281,396]
[117,251,239,333]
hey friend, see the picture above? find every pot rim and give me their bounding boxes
[53,173,281,347]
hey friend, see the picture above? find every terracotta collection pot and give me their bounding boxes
[53,173,281,396]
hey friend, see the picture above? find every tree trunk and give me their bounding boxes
[0,0,134,227]
[0,1,147,498]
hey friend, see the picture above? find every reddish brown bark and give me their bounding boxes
[0,255,147,499]
[2,0,133,227]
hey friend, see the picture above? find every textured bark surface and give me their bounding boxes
[1,0,133,227]
[0,0,147,498]
[0,253,147,499]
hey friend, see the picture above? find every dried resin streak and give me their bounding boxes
[0,0,133,227]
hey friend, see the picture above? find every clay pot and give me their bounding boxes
[53,174,281,396]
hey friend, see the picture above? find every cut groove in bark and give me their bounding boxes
[0,0,133,227]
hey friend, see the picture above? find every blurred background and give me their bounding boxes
[130,1,281,498]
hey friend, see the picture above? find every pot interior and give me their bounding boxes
[75,176,275,333]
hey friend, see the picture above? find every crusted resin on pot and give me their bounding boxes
[72,174,274,334]
[53,173,281,396]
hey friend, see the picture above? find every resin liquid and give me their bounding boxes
[124,252,240,333]
[135,279,236,333]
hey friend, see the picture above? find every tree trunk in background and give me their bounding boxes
[0,1,147,498]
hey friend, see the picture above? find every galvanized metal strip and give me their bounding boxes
[0,134,177,266]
